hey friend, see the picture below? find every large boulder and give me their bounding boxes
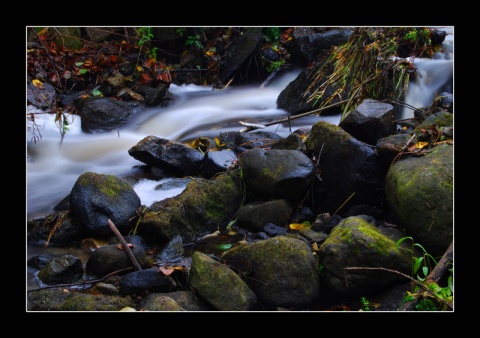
[318,216,411,298]
[385,143,453,257]
[222,236,320,310]
[70,172,141,237]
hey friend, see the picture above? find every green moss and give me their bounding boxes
[415,112,453,133]
[328,217,397,256]
[78,172,129,200]
[306,122,350,150]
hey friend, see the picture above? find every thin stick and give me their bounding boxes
[239,99,350,132]
[27,267,134,292]
[344,266,453,309]
[331,192,356,217]
[107,219,142,271]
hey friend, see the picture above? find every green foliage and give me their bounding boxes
[176,28,187,36]
[396,237,453,311]
[185,34,202,49]
[305,27,436,122]
[265,59,285,73]
[262,27,285,73]
[317,262,325,277]
[404,28,431,45]
[177,27,206,50]
[264,27,281,43]
[131,206,148,236]
[55,110,72,139]
[360,297,370,311]
[135,27,158,62]
[137,27,154,47]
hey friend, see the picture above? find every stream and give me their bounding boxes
[26,27,454,290]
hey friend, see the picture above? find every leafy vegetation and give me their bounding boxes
[360,296,370,311]
[304,27,436,121]
[396,237,453,311]
[135,27,158,61]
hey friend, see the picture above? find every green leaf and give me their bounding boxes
[413,257,424,274]
[92,89,103,96]
[422,266,429,277]
[79,69,88,75]
[216,243,233,251]
[413,242,428,255]
[448,275,453,291]
[395,236,413,251]
[75,62,84,66]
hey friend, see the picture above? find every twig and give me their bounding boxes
[239,99,350,132]
[123,27,131,44]
[390,134,416,166]
[30,28,62,91]
[344,265,453,310]
[107,219,142,271]
[331,192,355,217]
[27,267,134,292]
[397,242,453,311]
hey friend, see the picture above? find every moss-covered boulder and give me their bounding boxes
[318,216,411,298]
[384,143,453,257]
[27,289,135,311]
[138,170,243,244]
[70,172,141,237]
[189,251,258,311]
[222,236,320,310]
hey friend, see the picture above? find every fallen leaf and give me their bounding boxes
[159,266,175,276]
[32,79,44,89]
[216,243,233,250]
[416,142,429,149]
[289,223,305,230]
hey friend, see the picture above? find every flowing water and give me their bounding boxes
[26,27,453,290]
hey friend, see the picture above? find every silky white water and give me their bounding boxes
[27,69,334,218]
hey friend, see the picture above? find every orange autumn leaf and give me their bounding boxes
[205,50,216,57]
[159,266,175,276]
[144,58,157,68]
[140,72,153,85]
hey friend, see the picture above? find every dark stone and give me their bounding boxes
[119,267,177,295]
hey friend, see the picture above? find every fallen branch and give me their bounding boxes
[239,99,350,132]
[344,266,452,310]
[27,267,134,292]
[107,219,142,271]
[344,241,454,311]
[397,241,453,311]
